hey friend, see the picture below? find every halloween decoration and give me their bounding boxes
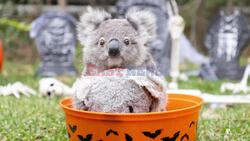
[167,0,185,89]
[39,78,74,97]
[0,82,36,98]
[116,0,208,77]
[221,65,250,93]
[0,40,3,72]
[73,69,167,113]
[30,12,77,77]
[167,89,250,104]
[200,9,249,80]
[61,94,203,141]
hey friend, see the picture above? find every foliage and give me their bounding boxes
[0,17,30,31]
[0,17,31,49]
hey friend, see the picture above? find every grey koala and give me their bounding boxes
[77,8,157,75]
[73,69,167,113]
[74,8,167,113]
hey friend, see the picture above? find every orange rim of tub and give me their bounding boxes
[60,94,203,141]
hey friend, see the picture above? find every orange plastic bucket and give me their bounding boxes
[60,94,203,141]
[0,40,3,71]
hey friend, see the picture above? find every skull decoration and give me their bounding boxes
[30,12,77,77]
[200,9,249,80]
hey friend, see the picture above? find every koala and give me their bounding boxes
[73,69,167,113]
[77,8,157,75]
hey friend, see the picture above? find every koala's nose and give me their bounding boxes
[108,39,120,57]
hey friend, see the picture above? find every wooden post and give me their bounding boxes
[58,0,67,11]
[190,0,205,47]
[225,0,234,15]
[46,0,52,5]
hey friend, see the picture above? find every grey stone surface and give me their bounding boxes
[200,9,250,80]
[30,12,77,77]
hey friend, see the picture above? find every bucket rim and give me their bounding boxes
[60,94,203,121]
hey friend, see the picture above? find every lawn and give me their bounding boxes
[0,60,250,141]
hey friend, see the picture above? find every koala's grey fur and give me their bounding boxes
[77,8,157,75]
[73,69,167,113]
[74,8,167,113]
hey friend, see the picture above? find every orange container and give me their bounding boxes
[0,40,3,71]
[60,94,203,141]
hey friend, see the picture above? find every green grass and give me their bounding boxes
[0,60,250,141]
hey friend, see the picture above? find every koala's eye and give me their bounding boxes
[99,38,105,46]
[124,38,130,45]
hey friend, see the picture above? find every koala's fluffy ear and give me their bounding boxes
[126,9,157,44]
[77,7,111,42]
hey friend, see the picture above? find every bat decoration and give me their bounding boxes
[142,129,163,139]
[106,129,119,136]
[189,121,195,128]
[180,133,189,141]
[125,133,133,141]
[128,106,134,113]
[77,134,93,141]
[161,131,180,141]
[68,124,77,133]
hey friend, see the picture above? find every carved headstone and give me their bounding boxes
[200,9,249,80]
[30,12,77,77]
[116,0,208,76]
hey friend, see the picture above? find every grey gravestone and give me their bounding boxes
[30,12,77,77]
[200,9,249,80]
[116,0,208,76]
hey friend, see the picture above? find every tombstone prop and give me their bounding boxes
[200,9,249,80]
[30,12,77,77]
[116,0,208,76]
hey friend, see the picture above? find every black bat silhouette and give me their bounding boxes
[77,134,93,141]
[106,129,119,136]
[125,133,133,141]
[180,133,189,141]
[67,132,71,138]
[189,121,195,128]
[68,124,77,133]
[161,131,180,141]
[142,129,163,139]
